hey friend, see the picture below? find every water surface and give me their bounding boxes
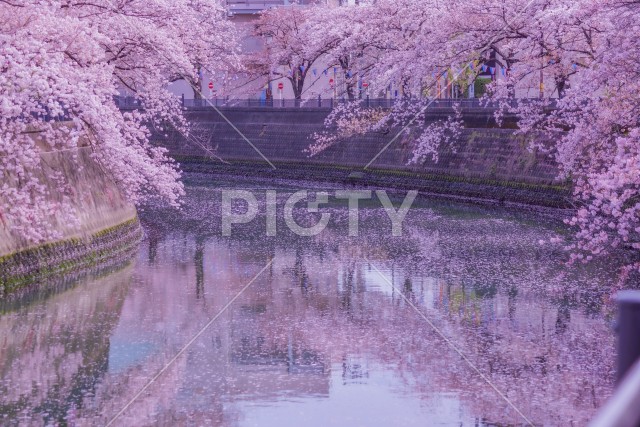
[0,177,622,426]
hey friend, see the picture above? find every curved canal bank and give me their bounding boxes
[1,106,569,296]
[158,107,570,209]
[0,146,141,297]
[0,180,623,425]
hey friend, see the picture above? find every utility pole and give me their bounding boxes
[266,35,273,102]
[539,38,545,98]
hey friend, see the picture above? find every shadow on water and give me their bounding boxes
[0,261,134,426]
[0,177,635,426]
[0,251,137,315]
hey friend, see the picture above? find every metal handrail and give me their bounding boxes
[589,360,640,427]
[226,0,284,5]
[589,290,640,427]
[113,95,556,111]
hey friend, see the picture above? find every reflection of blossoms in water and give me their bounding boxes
[20,182,614,425]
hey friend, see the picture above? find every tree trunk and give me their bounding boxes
[288,76,304,100]
[193,80,203,100]
[556,76,567,98]
[339,57,356,100]
[346,83,355,100]
[192,66,203,100]
[506,63,515,98]
[290,67,307,100]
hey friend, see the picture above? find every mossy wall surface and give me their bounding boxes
[157,107,570,207]
[0,144,140,296]
[0,146,137,257]
[0,217,141,297]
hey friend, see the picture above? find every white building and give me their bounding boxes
[169,0,361,103]
[168,0,562,102]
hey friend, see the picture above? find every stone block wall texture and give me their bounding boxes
[161,107,561,186]
[0,146,137,257]
[0,143,140,295]
[155,107,566,211]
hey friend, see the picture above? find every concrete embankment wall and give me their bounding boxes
[0,145,140,296]
[159,107,570,207]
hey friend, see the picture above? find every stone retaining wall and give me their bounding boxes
[158,107,569,207]
[0,145,140,296]
[0,217,141,297]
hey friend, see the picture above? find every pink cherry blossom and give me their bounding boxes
[0,0,238,242]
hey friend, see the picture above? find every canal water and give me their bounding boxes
[0,177,623,426]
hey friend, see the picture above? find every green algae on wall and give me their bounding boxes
[0,135,141,296]
[0,217,141,297]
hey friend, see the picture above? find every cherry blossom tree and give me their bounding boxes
[248,5,312,100]
[303,4,372,100]
[0,0,237,242]
[533,1,640,274]
[305,0,640,276]
[464,0,640,273]
[246,3,346,100]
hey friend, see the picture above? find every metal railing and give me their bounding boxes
[114,95,556,111]
[225,0,315,13]
[226,0,315,6]
[589,291,640,427]
[226,0,286,6]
